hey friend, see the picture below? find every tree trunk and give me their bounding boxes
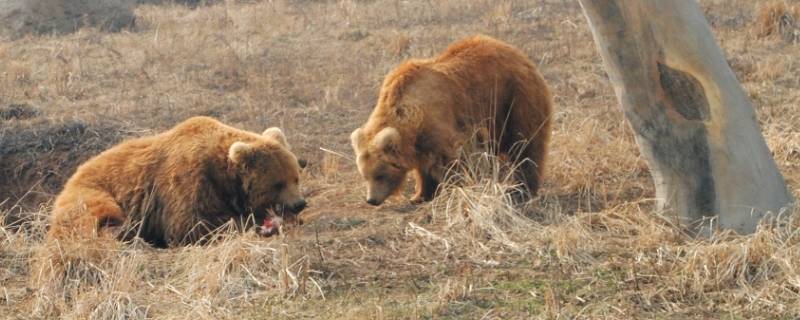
[578,0,794,234]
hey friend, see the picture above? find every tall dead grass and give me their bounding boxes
[1,208,322,319]
[406,143,800,317]
[756,1,800,42]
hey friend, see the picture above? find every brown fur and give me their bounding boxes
[351,35,553,205]
[48,116,306,247]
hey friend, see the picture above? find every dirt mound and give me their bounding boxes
[0,117,138,220]
[0,104,39,121]
[0,0,136,39]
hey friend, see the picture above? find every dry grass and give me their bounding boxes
[1,0,799,318]
[756,0,800,42]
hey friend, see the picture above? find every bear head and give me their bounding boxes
[228,127,306,220]
[350,126,409,206]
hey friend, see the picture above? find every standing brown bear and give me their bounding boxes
[48,116,307,247]
[351,35,553,205]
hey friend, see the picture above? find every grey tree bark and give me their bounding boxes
[578,0,794,234]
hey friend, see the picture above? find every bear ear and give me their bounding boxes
[372,127,401,152]
[228,141,253,166]
[350,128,366,153]
[263,127,290,149]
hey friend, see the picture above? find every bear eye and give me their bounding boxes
[273,182,285,190]
[374,175,385,181]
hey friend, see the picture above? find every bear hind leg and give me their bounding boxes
[84,191,126,237]
[516,142,546,197]
[52,188,126,241]
[504,85,551,201]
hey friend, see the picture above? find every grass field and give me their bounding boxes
[1,0,799,318]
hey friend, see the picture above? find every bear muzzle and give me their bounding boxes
[263,198,307,219]
[288,199,307,213]
[366,187,391,206]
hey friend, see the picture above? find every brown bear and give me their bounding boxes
[48,116,307,247]
[350,35,552,205]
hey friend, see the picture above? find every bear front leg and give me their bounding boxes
[411,169,440,204]
[411,127,458,203]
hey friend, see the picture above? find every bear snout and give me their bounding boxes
[289,199,307,213]
[297,158,308,168]
[366,198,381,206]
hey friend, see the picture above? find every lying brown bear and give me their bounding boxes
[351,35,553,205]
[48,116,306,247]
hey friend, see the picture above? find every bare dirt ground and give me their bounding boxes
[1,0,799,319]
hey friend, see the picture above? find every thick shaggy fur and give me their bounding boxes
[351,35,553,205]
[48,116,305,247]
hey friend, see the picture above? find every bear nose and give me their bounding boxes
[292,199,307,212]
[366,198,381,206]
